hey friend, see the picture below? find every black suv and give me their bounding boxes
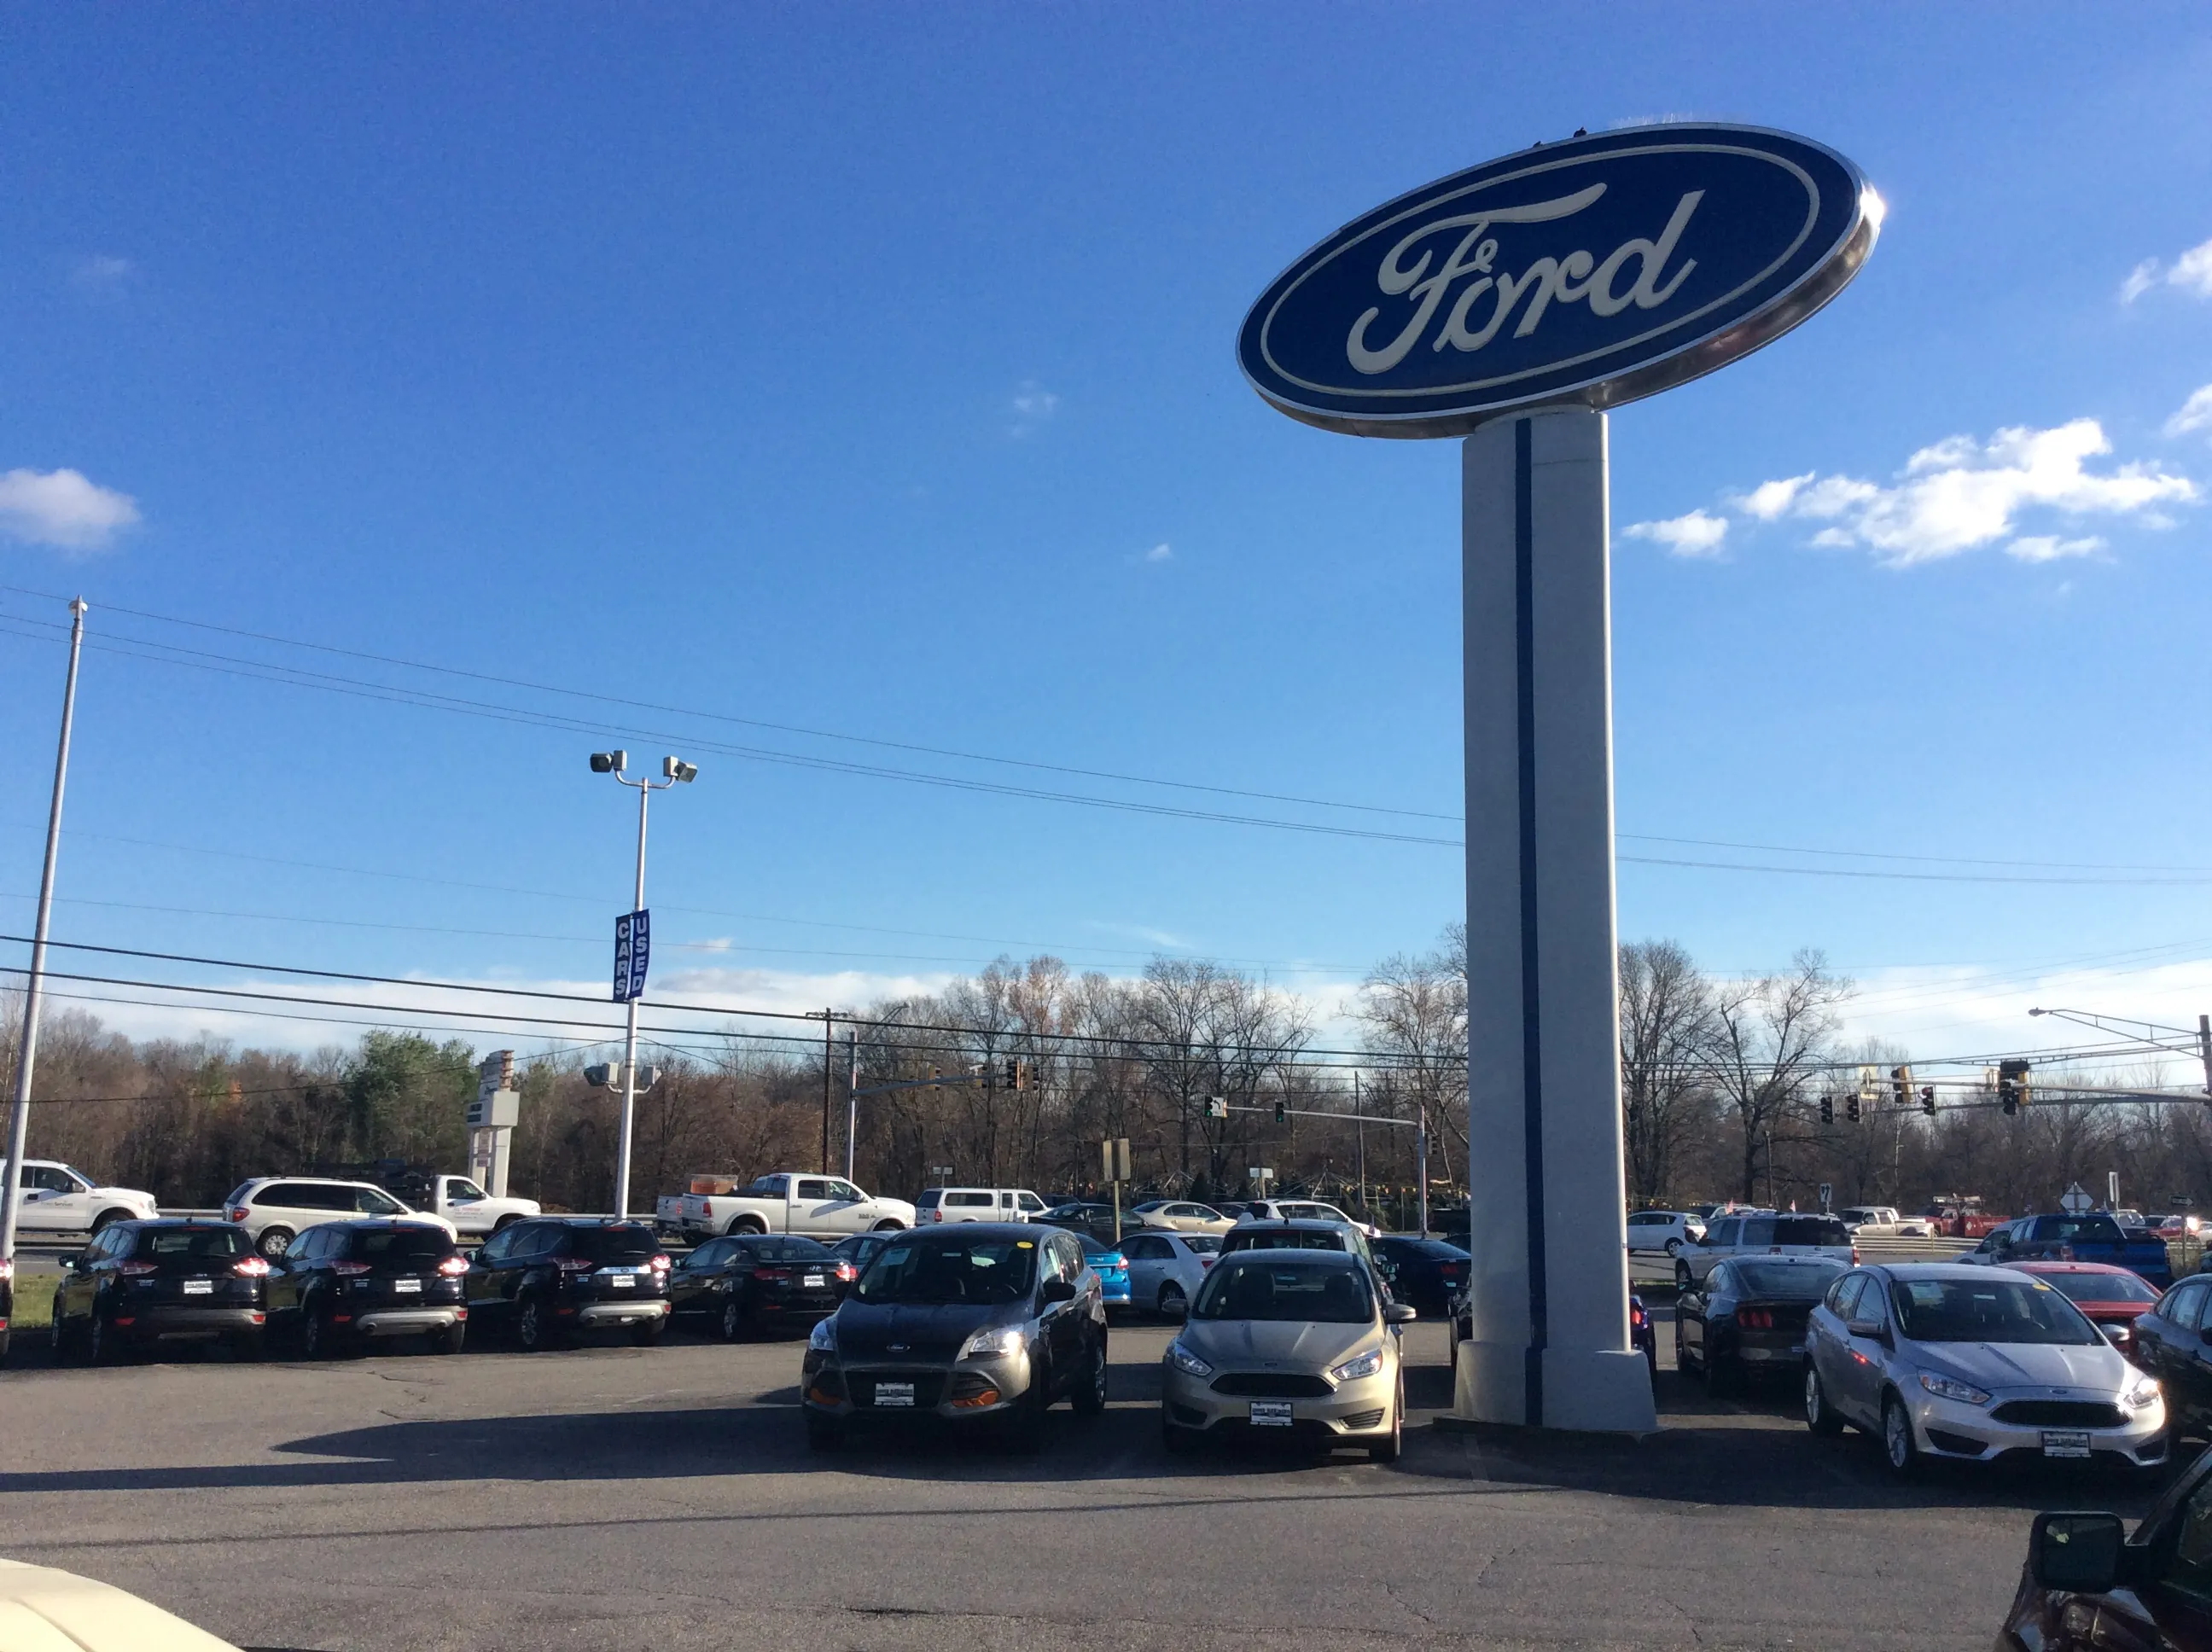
[49,1219,271,1362]
[465,1218,671,1349]
[267,1219,469,1357]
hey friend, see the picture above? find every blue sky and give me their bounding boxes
[3,6,2212,1073]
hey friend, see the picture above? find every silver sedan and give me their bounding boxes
[1802,1262,2167,1476]
[1119,1229,1220,1318]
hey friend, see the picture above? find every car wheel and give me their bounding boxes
[302,1309,331,1360]
[491,1213,522,1235]
[1881,1393,1921,1478]
[90,1207,133,1236]
[89,1312,123,1365]
[1158,1281,1188,1320]
[806,1414,845,1452]
[433,1323,467,1356]
[1071,1334,1108,1416]
[728,1217,767,1237]
[1803,1364,1846,1436]
[258,1227,294,1259]
[719,1298,749,1342]
[1664,1237,1683,1257]
[515,1294,548,1352]
[1368,1374,1404,1464]
[871,1219,906,1232]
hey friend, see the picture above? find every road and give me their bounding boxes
[0,1310,2173,1652]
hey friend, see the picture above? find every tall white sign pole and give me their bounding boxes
[1,597,89,1267]
[1455,411,1653,1432]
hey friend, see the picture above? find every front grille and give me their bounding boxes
[1989,1400,2126,1428]
[853,1371,946,1409]
[1212,1372,1332,1399]
[1341,1408,1386,1430]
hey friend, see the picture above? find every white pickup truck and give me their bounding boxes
[9,1160,160,1236]
[673,1172,914,1241]
[408,1173,541,1238]
[1836,1204,1934,1238]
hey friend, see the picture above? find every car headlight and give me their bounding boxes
[1330,1347,1386,1383]
[1918,1372,1992,1406]
[1166,1341,1214,1378]
[2125,1375,2163,1411]
[807,1317,837,1352]
[959,1325,1025,1361]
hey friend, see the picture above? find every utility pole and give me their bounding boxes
[1353,1070,1367,1221]
[821,1009,834,1174]
[2200,1015,2211,1102]
[2,598,88,1267]
[1417,1103,1429,1239]
[844,1028,858,1182]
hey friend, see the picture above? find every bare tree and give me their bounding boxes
[1706,950,1854,1203]
[1617,939,1718,1206]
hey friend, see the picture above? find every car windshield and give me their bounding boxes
[1889,1277,2104,1345]
[1733,1261,1843,1297]
[1195,1259,1373,1323]
[2040,1271,2159,1306]
[856,1235,1039,1305]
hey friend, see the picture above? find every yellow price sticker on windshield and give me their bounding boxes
[1016,1241,1034,1248]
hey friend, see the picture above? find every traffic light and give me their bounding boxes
[1920,1085,1936,1117]
[1819,1094,1835,1125]
[1999,1058,2030,1116]
[1273,1099,1288,1124]
[1846,1091,1860,1124]
[1204,1096,1228,1120]
[1891,1066,1911,1108]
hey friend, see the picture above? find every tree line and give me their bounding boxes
[7,929,2208,1222]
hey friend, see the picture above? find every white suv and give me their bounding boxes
[1241,1198,1382,1239]
[913,1187,1050,1224]
[10,1160,158,1236]
[224,1177,457,1258]
[1674,1210,1854,1289]
[1626,1210,1705,1255]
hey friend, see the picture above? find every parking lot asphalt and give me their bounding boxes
[0,1307,2176,1652]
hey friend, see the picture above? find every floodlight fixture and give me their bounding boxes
[663,756,698,782]
[590,750,627,774]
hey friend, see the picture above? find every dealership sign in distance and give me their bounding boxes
[612,909,650,1003]
[1239,125,1880,1433]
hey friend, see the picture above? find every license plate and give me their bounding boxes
[1249,1401,1295,1428]
[876,1382,916,1408]
[608,1274,635,1288]
[183,1279,212,1295]
[394,1277,420,1293]
[803,1274,825,1288]
[2042,1430,2093,1459]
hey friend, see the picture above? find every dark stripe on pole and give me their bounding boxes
[1514,417,1547,1428]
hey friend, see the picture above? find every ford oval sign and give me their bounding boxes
[1238,125,1879,438]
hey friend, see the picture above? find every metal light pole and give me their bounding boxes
[590,749,696,1220]
[2,598,89,1266]
[844,1028,859,1183]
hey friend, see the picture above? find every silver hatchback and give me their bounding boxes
[1802,1263,2166,1476]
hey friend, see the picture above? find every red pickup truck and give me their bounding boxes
[1921,1200,2009,1238]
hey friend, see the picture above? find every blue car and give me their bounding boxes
[1074,1232,1131,1314]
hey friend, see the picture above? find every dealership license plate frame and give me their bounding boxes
[876,1381,917,1408]
[1249,1400,1295,1428]
[183,1278,212,1295]
[608,1273,635,1288]
[394,1277,421,1293]
[803,1273,826,1288]
[2042,1430,2093,1459]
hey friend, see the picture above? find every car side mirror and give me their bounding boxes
[1385,1303,1417,1324]
[1846,1318,1886,1341]
[2030,1512,2127,1594]
[1043,1278,1078,1305]
[57,1252,80,1271]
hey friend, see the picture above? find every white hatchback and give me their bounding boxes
[224,1176,457,1258]
[1626,1210,1705,1255]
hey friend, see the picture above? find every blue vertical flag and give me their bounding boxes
[613,910,650,1002]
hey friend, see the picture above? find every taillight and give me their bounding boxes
[117,1260,158,1277]
[232,1256,271,1277]
[332,1260,370,1277]
[556,1257,597,1273]
[834,1262,858,1283]
[927,1209,942,1222]
[1736,1307,1774,1329]
[230,1207,249,1222]
[1850,1244,1860,1264]
[649,1254,671,1273]
[437,1255,469,1277]
[0,1258,13,1283]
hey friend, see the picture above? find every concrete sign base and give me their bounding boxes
[1452,408,1655,1435]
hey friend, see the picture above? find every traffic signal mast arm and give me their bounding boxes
[1213,1100,1426,1129]
[2032,1006,2212,1098]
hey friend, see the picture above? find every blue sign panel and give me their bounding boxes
[613,910,649,1003]
[1238,125,1877,438]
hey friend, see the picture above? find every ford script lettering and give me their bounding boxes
[1239,125,1877,439]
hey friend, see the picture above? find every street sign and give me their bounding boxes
[1100,1138,1131,1183]
[1817,1183,1832,1213]
[612,909,650,1002]
[2060,1182,2095,1214]
[1237,125,1878,438]
[2109,1172,2122,1208]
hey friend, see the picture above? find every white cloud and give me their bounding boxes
[0,467,140,551]
[2120,234,2212,303]
[1625,508,1729,557]
[1144,541,1173,563]
[2168,384,2212,439]
[68,253,132,299]
[1009,381,1060,436]
[1678,419,2195,568]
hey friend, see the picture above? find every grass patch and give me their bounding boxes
[8,1279,55,1335]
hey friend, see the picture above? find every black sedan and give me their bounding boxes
[1371,1236,1470,1318]
[670,1233,853,1340]
[1036,1201,1147,1242]
[266,1219,469,1357]
[49,1219,270,1362]
[828,1231,894,1277]
[1674,1256,1846,1393]
[465,1218,672,1349]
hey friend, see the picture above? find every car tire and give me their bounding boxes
[515,1294,549,1352]
[719,1298,751,1342]
[491,1214,522,1235]
[1803,1364,1846,1436]
[1664,1236,1684,1257]
[88,1312,124,1366]
[871,1219,906,1232]
[1158,1281,1188,1320]
[1071,1334,1109,1416]
[258,1227,294,1260]
[433,1323,467,1356]
[728,1217,768,1237]
[1881,1393,1921,1478]
[302,1308,334,1361]
[49,1294,73,1362]
[1369,1375,1405,1464]
[806,1414,845,1452]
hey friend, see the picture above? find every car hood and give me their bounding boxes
[1913,1339,2130,1393]
[834,1298,1022,1364]
[1179,1317,1373,1371]
[91,1185,156,1206]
